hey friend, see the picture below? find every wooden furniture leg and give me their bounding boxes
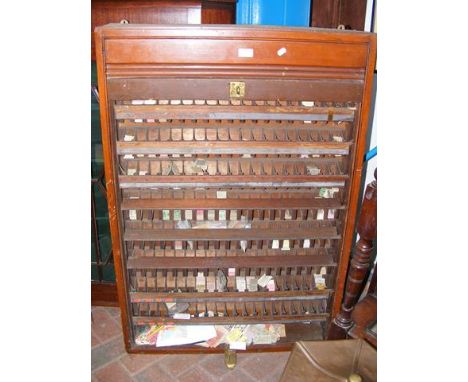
[328,169,377,339]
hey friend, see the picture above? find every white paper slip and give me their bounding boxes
[303,239,310,248]
[127,168,137,176]
[317,209,325,220]
[266,279,276,291]
[238,48,254,58]
[330,188,340,197]
[240,240,247,253]
[230,341,247,350]
[301,101,314,107]
[257,274,273,288]
[173,313,191,320]
[129,210,137,221]
[156,325,216,347]
[314,274,326,290]
[144,99,156,105]
[219,210,226,221]
[307,166,321,175]
[123,154,134,159]
[228,268,236,277]
[281,240,290,251]
[246,276,258,292]
[208,210,215,220]
[131,100,144,105]
[333,135,344,142]
[196,210,204,221]
[139,171,147,176]
[277,47,287,56]
[216,191,227,199]
[236,276,246,291]
[272,240,279,249]
[327,209,335,219]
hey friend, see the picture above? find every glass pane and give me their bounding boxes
[91,264,99,282]
[102,264,116,282]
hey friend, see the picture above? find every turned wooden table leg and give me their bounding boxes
[328,169,377,339]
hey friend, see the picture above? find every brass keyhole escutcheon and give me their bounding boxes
[229,81,245,98]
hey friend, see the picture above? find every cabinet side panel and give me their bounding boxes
[331,35,376,318]
[95,29,134,351]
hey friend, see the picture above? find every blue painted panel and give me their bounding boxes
[236,0,310,27]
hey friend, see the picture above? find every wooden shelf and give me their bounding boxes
[130,322,324,353]
[114,104,355,122]
[127,254,336,269]
[117,141,350,155]
[124,227,339,241]
[121,198,344,210]
[119,175,347,189]
[132,314,329,326]
[130,290,332,303]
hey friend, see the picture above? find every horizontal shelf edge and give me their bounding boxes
[121,198,344,210]
[124,227,339,241]
[130,290,332,303]
[131,314,329,326]
[127,254,336,269]
[116,141,350,155]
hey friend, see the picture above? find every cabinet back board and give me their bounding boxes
[95,24,376,353]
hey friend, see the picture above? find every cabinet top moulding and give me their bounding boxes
[95,24,375,72]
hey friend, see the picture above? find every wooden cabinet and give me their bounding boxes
[91,0,236,59]
[311,0,368,30]
[95,24,376,353]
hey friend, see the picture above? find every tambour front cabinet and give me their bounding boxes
[95,24,376,353]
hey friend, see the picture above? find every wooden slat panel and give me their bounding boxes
[107,78,364,102]
[114,104,354,121]
[127,254,336,270]
[116,141,350,155]
[124,227,339,241]
[130,290,331,303]
[121,198,343,210]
